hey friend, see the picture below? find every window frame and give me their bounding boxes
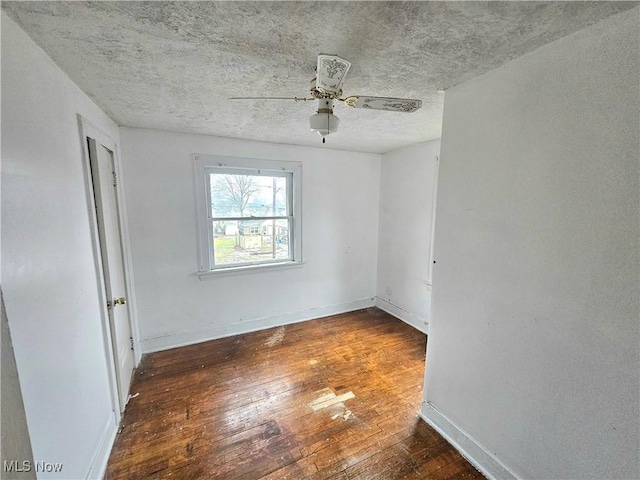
[194,154,302,274]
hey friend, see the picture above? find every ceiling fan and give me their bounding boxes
[230,54,422,143]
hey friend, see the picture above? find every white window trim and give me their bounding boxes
[194,154,303,275]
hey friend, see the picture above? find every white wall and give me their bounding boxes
[2,15,121,479]
[119,128,381,352]
[376,141,440,333]
[424,9,639,480]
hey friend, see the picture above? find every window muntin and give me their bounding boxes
[194,156,302,272]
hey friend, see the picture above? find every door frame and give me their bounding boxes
[427,155,440,286]
[78,115,141,415]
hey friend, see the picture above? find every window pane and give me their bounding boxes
[210,173,288,218]
[212,219,290,266]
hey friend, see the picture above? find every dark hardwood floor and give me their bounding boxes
[105,308,483,479]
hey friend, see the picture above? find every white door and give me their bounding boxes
[88,138,134,412]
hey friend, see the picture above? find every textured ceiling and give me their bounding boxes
[3,1,636,153]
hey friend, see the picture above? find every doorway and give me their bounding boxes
[80,117,136,414]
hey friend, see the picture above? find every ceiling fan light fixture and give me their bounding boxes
[309,110,339,138]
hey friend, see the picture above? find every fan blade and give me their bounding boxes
[229,97,313,102]
[343,96,422,113]
[316,54,351,94]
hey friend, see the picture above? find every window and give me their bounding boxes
[194,155,302,272]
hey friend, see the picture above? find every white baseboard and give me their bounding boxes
[375,297,429,334]
[141,297,376,353]
[85,413,117,480]
[421,403,518,480]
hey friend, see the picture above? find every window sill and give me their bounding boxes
[197,260,304,279]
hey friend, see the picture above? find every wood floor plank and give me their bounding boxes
[105,308,484,479]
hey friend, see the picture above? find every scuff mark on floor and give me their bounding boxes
[308,387,356,421]
[265,326,285,347]
[309,390,355,411]
[331,409,353,421]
